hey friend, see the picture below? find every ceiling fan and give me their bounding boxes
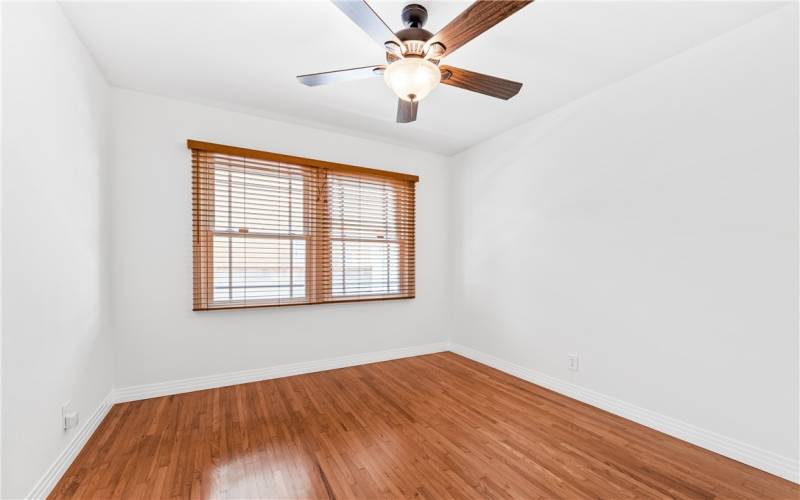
[297,0,532,123]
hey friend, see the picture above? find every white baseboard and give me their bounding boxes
[28,341,796,500]
[112,342,449,403]
[28,342,448,498]
[448,342,799,484]
[27,391,115,499]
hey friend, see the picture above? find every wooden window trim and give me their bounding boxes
[190,140,417,311]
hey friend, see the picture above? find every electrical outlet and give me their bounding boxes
[568,354,579,372]
[62,401,79,431]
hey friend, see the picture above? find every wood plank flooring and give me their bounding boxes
[51,352,798,499]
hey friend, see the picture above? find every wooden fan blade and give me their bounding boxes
[331,0,403,49]
[297,65,384,86]
[396,99,418,123]
[440,65,522,100]
[428,1,532,57]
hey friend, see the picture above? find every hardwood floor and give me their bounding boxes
[51,352,797,499]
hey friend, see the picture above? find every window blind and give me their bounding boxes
[190,140,417,310]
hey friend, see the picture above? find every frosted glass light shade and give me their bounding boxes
[383,57,441,102]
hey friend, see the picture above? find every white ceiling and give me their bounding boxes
[62,1,783,155]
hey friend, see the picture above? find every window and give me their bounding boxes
[190,140,417,310]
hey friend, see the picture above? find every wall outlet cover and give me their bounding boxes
[64,411,79,430]
[568,354,579,372]
[61,401,79,431]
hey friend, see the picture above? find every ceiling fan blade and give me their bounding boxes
[331,0,403,50]
[427,1,533,57]
[297,65,384,86]
[440,65,522,100]
[396,99,418,123]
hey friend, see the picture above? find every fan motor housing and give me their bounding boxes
[399,3,431,55]
[396,28,433,43]
[396,27,433,56]
[398,4,432,56]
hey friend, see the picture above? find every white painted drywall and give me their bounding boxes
[3,1,798,495]
[451,4,798,465]
[108,89,452,388]
[1,3,114,498]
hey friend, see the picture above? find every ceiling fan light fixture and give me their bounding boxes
[298,1,530,123]
[383,56,441,102]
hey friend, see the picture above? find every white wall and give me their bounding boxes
[452,3,798,470]
[109,89,451,388]
[3,1,797,495]
[1,3,114,498]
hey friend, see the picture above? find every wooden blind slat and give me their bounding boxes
[190,140,417,311]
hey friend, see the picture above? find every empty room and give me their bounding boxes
[2,0,798,498]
